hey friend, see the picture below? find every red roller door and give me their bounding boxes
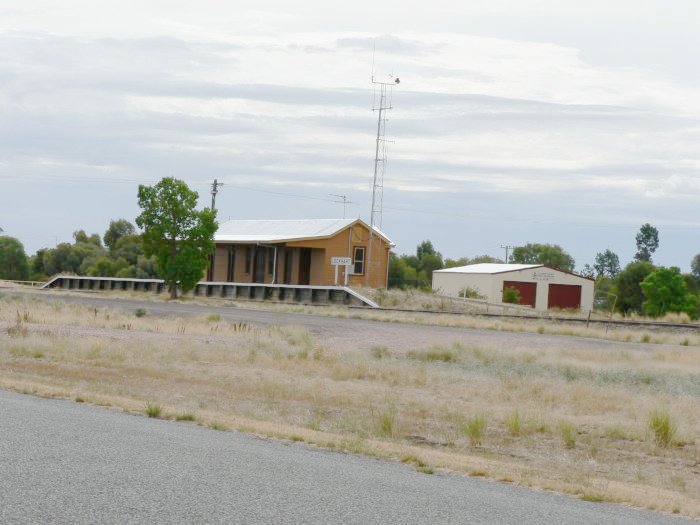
[548,284,581,309]
[502,281,537,307]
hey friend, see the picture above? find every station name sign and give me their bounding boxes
[331,256,353,266]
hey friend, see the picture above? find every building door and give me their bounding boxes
[502,281,537,307]
[254,248,266,283]
[548,284,582,310]
[298,248,311,285]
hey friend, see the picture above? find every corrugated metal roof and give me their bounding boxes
[434,263,543,274]
[215,218,393,245]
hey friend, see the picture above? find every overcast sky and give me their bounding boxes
[2,1,699,271]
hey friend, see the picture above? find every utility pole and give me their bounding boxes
[500,245,514,264]
[211,179,224,212]
[329,194,351,218]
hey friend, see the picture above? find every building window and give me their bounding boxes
[245,247,253,274]
[353,246,365,275]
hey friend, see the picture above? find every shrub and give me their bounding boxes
[458,287,485,300]
[134,308,147,318]
[503,287,521,304]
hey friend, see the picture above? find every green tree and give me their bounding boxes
[691,253,700,281]
[388,253,418,289]
[615,260,654,314]
[104,219,136,251]
[634,223,659,262]
[73,230,102,247]
[0,236,30,280]
[511,243,575,272]
[112,234,145,265]
[136,177,217,299]
[593,249,620,278]
[30,247,48,280]
[416,240,437,260]
[640,266,698,319]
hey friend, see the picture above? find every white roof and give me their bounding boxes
[434,263,543,274]
[215,218,393,245]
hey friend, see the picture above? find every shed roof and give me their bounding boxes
[215,218,393,245]
[434,263,543,274]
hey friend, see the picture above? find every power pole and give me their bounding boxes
[500,245,514,264]
[211,179,224,212]
[329,194,351,218]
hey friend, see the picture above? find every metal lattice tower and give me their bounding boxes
[366,74,399,287]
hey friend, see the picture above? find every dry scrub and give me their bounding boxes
[1,293,699,518]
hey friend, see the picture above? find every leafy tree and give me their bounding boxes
[136,177,217,298]
[30,247,48,280]
[104,219,136,251]
[73,230,102,247]
[416,240,437,260]
[445,254,502,268]
[691,253,700,281]
[615,261,654,314]
[640,266,698,319]
[593,276,616,312]
[388,253,419,289]
[0,236,30,280]
[580,264,595,278]
[510,243,575,272]
[444,257,470,269]
[593,249,620,278]
[112,234,145,265]
[634,223,659,262]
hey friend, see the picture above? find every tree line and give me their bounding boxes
[389,223,700,319]
[0,177,216,299]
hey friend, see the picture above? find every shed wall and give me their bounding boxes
[433,267,594,311]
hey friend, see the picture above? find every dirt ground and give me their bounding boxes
[1,291,699,518]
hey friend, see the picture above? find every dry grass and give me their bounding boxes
[1,293,700,518]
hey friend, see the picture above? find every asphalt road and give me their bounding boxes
[1,390,694,525]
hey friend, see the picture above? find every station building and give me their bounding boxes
[208,218,393,289]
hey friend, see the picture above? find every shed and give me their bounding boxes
[432,263,594,311]
[209,218,393,288]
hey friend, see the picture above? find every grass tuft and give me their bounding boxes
[370,345,391,360]
[377,405,398,438]
[134,308,147,318]
[559,421,577,449]
[648,408,677,448]
[209,421,228,431]
[505,409,522,437]
[464,413,487,446]
[145,401,162,418]
[175,412,196,422]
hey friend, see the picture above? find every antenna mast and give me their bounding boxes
[366,72,399,287]
[211,179,223,212]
